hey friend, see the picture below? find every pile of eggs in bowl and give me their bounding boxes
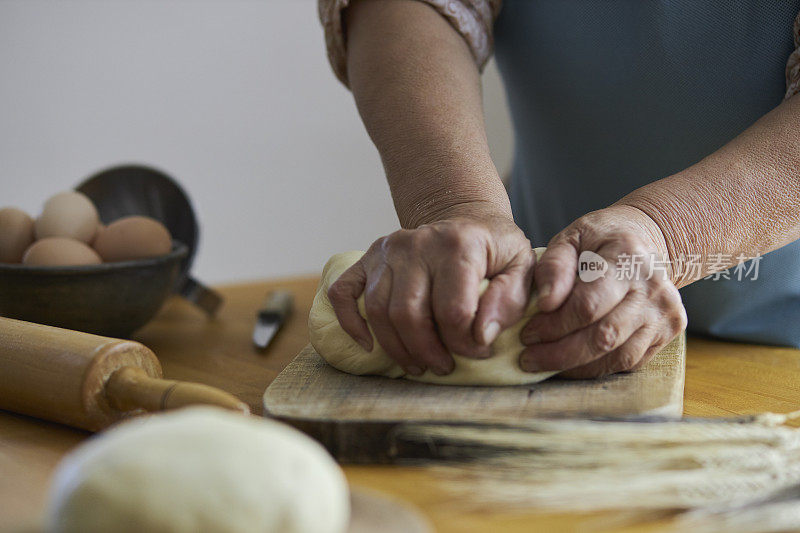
[0,192,172,266]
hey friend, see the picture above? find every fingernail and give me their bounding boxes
[520,356,541,372]
[357,338,372,352]
[519,322,539,344]
[434,356,455,375]
[522,331,540,344]
[432,366,450,376]
[481,321,500,345]
[406,365,425,376]
[474,346,493,359]
[538,284,552,300]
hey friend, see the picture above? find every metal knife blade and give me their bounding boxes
[252,290,293,350]
[253,320,279,349]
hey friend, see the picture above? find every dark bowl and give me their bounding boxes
[77,165,199,277]
[0,243,188,338]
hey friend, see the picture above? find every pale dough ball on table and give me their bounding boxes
[46,407,350,533]
[309,249,558,386]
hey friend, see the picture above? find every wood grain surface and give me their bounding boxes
[1,275,799,533]
[268,336,685,422]
[263,337,685,461]
[0,318,247,432]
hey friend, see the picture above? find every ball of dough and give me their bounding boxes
[23,237,102,266]
[308,250,558,386]
[46,407,350,533]
[35,191,100,243]
[0,207,35,263]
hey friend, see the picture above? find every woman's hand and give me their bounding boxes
[328,204,535,377]
[519,205,687,378]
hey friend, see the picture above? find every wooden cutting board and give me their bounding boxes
[263,334,686,462]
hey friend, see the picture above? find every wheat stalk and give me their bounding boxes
[394,412,800,531]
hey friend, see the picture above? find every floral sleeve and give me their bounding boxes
[785,12,800,98]
[319,1,800,100]
[318,0,502,86]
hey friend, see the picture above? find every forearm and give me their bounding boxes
[619,95,800,287]
[344,0,510,228]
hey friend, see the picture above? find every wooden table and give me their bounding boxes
[2,276,799,533]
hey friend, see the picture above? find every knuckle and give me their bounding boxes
[575,294,601,324]
[610,237,649,261]
[514,233,533,252]
[438,303,472,326]
[364,297,386,321]
[416,315,438,335]
[627,240,651,259]
[535,254,560,274]
[387,303,415,326]
[675,307,688,331]
[649,334,668,350]
[435,225,473,250]
[668,307,688,334]
[666,284,684,306]
[368,236,388,254]
[443,231,468,250]
[628,290,649,308]
[646,326,669,348]
[553,226,581,248]
[408,231,430,254]
[614,232,638,248]
[654,284,685,317]
[382,230,413,255]
[651,288,673,309]
[592,321,620,353]
[327,281,348,304]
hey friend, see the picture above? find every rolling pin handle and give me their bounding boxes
[106,366,250,416]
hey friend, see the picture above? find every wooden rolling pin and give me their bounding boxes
[0,317,249,431]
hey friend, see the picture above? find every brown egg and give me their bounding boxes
[0,207,35,263]
[93,216,172,262]
[23,237,102,266]
[35,191,100,243]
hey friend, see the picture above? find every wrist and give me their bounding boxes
[605,202,678,285]
[421,200,515,225]
[387,158,513,229]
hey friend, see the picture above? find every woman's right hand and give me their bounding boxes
[327,204,535,376]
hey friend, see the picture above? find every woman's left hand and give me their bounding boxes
[519,205,688,378]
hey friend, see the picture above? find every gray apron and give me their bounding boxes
[495,0,800,346]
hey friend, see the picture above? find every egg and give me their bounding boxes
[93,216,172,262]
[0,207,35,263]
[23,237,102,266]
[35,191,99,243]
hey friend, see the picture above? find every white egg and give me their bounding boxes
[35,191,100,244]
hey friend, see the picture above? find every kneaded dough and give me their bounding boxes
[308,249,558,386]
[46,407,350,533]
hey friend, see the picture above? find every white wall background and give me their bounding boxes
[0,0,512,283]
